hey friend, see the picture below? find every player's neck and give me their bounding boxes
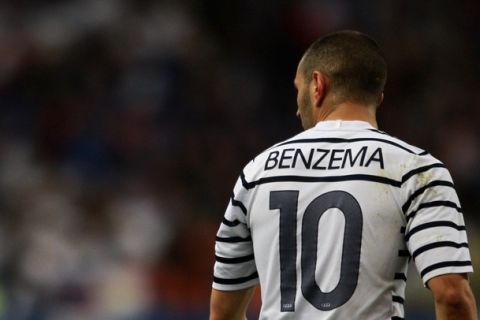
[315,101,378,129]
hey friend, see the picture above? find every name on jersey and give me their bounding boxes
[264,146,384,171]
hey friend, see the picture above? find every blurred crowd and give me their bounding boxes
[0,0,478,319]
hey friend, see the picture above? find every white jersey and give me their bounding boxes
[212,120,473,320]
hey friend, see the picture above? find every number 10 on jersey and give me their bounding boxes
[269,190,363,312]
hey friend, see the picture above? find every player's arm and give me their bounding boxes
[428,273,477,320]
[209,286,256,320]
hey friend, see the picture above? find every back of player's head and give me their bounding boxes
[301,30,387,106]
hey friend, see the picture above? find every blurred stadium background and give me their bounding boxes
[0,0,478,319]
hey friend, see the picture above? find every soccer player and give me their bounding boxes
[210,30,477,319]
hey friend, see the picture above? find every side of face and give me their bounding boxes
[294,62,316,130]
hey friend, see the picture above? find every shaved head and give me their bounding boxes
[300,30,387,106]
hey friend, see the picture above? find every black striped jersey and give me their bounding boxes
[212,120,473,319]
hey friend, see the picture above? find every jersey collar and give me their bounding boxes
[313,120,375,130]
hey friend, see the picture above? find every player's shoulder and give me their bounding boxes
[366,128,447,169]
[363,127,427,156]
[241,130,307,182]
[255,129,311,160]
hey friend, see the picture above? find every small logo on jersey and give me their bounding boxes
[282,303,294,311]
[265,146,384,171]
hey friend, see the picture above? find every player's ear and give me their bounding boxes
[311,71,327,107]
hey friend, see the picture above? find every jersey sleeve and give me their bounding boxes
[212,164,259,291]
[402,156,473,286]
